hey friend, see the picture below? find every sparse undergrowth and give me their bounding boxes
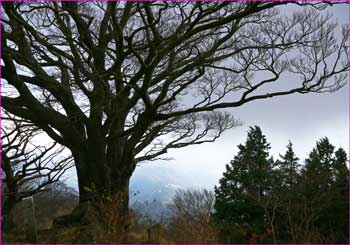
[2,226,174,244]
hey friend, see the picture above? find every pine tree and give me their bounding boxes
[277,141,300,187]
[273,141,300,242]
[304,138,334,175]
[301,138,335,199]
[333,148,348,183]
[329,148,349,243]
[300,138,349,243]
[214,126,274,243]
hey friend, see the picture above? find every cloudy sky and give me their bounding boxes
[131,4,350,190]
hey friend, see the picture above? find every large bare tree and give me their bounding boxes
[1,2,348,227]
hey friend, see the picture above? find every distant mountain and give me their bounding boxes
[130,162,218,203]
[129,162,219,220]
[130,163,189,204]
[131,199,174,222]
[129,163,188,220]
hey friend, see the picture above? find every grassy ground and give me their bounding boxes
[3,226,90,244]
[2,226,172,244]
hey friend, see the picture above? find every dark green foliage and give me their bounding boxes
[214,126,274,243]
[299,138,349,243]
[214,130,349,243]
[332,148,349,243]
[276,141,300,187]
[272,142,300,242]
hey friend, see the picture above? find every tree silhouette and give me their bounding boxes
[276,141,300,187]
[214,126,274,243]
[299,138,349,243]
[2,2,349,229]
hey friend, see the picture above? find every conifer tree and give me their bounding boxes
[272,141,300,242]
[328,147,349,243]
[277,141,300,187]
[214,126,274,243]
[300,138,349,243]
[302,138,335,198]
[333,148,348,183]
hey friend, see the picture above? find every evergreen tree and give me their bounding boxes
[273,141,300,242]
[333,148,348,183]
[277,141,300,187]
[300,138,349,243]
[329,147,349,243]
[301,138,335,198]
[214,126,274,243]
[304,138,334,175]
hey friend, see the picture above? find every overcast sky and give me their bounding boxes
[131,4,350,190]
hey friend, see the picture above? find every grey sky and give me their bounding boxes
[131,4,350,190]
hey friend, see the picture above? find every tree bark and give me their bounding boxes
[2,190,18,231]
[54,144,133,242]
[2,154,19,231]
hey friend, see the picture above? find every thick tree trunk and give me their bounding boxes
[54,145,133,242]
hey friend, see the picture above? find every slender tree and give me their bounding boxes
[276,141,300,187]
[273,142,300,242]
[2,2,349,227]
[1,113,73,230]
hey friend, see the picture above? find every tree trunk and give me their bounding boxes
[2,191,18,231]
[54,145,133,242]
[2,155,19,231]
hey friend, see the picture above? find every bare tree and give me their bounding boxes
[1,2,348,229]
[169,189,216,243]
[1,113,73,230]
